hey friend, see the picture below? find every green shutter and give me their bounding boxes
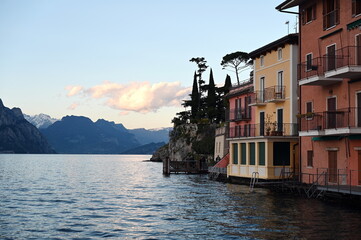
[233,143,238,164]
[250,143,255,165]
[259,142,265,166]
[241,143,247,165]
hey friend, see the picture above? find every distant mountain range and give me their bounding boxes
[27,115,171,154]
[0,99,55,153]
[24,113,58,129]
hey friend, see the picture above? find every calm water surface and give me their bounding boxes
[1,154,361,239]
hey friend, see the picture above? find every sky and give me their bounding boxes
[0,0,297,129]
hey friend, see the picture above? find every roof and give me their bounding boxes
[248,33,299,59]
[276,0,305,11]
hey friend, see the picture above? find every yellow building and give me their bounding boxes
[227,34,299,180]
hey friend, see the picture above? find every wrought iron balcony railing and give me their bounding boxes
[299,107,361,132]
[323,46,361,71]
[249,90,265,105]
[264,85,286,101]
[226,108,251,122]
[298,57,325,80]
[227,123,298,138]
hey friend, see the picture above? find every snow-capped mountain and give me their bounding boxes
[24,113,59,129]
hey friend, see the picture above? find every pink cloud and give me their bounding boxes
[66,81,190,113]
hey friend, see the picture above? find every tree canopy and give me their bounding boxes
[220,51,250,85]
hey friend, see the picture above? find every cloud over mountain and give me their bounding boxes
[66,81,190,113]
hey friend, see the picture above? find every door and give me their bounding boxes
[235,98,241,119]
[328,151,337,183]
[277,71,283,99]
[260,112,265,136]
[356,35,361,66]
[259,77,265,102]
[357,92,361,127]
[358,151,361,185]
[327,44,336,71]
[277,109,283,133]
[327,97,336,128]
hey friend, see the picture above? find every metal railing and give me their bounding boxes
[323,46,361,72]
[300,168,361,196]
[227,123,298,138]
[299,107,361,132]
[249,90,265,105]
[298,57,325,80]
[264,85,286,101]
[226,108,251,122]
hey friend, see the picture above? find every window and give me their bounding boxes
[259,142,265,166]
[249,143,255,165]
[302,4,316,24]
[352,0,361,17]
[260,55,264,67]
[277,71,283,87]
[307,150,313,167]
[277,48,283,60]
[241,143,247,165]
[306,53,313,71]
[260,77,265,102]
[232,143,238,164]
[323,0,340,30]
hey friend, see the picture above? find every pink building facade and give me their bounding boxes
[278,0,361,186]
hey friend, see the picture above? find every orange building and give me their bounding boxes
[277,0,361,187]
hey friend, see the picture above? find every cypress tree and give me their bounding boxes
[191,71,199,120]
[207,69,217,122]
[224,74,232,95]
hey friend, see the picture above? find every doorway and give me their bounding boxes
[328,150,337,183]
[327,44,336,71]
[327,97,336,128]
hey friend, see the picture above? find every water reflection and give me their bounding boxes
[1,154,361,239]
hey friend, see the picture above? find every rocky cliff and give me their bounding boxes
[0,99,55,153]
[150,123,215,162]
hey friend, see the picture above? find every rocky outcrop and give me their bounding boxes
[150,143,169,162]
[150,123,215,162]
[0,99,55,153]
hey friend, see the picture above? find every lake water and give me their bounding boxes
[1,155,361,239]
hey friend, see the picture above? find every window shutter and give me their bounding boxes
[353,0,356,16]
[312,4,317,20]
[336,0,340,25]
[323,0,326,29]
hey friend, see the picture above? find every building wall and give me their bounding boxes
[253,43,298,126]
[298,0,361,185]
[228,138,298,180]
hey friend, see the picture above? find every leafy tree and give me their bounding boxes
[220,51,250,85]
[190,57,208,97]
[189,57,208,119]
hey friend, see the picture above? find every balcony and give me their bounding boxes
[324,46,361,80]
[298,57,343,86]
[227,123,298,139]
[249,90,266,106]
[264,85,285,102]
[226,108,251,122]
[299,113,325,136]
[299,108,361,136]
